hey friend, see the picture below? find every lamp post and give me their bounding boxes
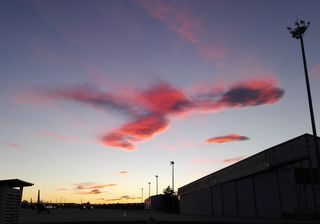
[141,188,144,203]
[287,20,320,172]
[148,182,151,198]
[155,175,158,195]
[170,161,175,192]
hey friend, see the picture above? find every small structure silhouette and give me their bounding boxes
[0,179,33,224]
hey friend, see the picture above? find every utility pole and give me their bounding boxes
[148,182,151,198]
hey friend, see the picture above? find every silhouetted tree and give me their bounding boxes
[163,186,176,196]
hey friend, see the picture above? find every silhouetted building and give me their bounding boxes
[0,179,33,224]
[178,134,320,219]
[144,195,179,213]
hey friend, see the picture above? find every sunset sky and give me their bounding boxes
[1,0,320,204]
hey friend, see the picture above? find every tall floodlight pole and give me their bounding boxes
[141,188,144,203]
[155,175,158,195]
[170,161,175,192]
[287,20,320,173]
[148,182,151,198]
[37,189,40,205]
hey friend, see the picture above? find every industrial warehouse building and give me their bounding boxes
[178,133,320,219]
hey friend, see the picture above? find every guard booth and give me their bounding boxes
[0,179,33,224]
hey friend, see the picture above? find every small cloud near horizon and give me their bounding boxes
[223,156,246,164]
[56,188,68,191]
[76,189,103,195]
[104,195,141,202]
[74,182,117,190]
[115,171,128,176]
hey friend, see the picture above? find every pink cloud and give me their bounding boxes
[198,44,228,60]
[136,0,230,61]
[13,90,54,106]
[38,78,283,151]
[192,156,247,167]
[137,82,191,115]
[206,134,249,144]
[195,79,284,112]
[218,79,284,106]
[101,114,169,151]
[223,156,246,164]
[3,142,20,148]
[310,64,320,79]
[136,0,201,44]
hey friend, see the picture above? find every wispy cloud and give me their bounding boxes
[223,156,246,164]
[115,171,128,176]
[136,0,201,44]
[44,85,139,117]
[197,44,228,60]
[104,195,141,202]
[136,0,228,60]
[311,64,320,79]
[206,134,250,144]
[76,189,103,195]
[74,182,117,190]
[192,156,246,166]
[72,182,116,195]
[3,142,20,148]
[56,188,68,191]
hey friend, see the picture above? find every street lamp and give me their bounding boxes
[155,175,158,195]
[148,182,151,198]
[141,188,144,203]
[287,20,320,172]
[170,161,175,192]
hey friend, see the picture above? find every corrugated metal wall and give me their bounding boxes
[180,167,318,218]
[179,135,320,219]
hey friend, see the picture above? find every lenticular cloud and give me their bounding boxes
[206,134,250,144]
[42,78,284,151]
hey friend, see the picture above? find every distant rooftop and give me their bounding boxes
[0,179,33,188]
